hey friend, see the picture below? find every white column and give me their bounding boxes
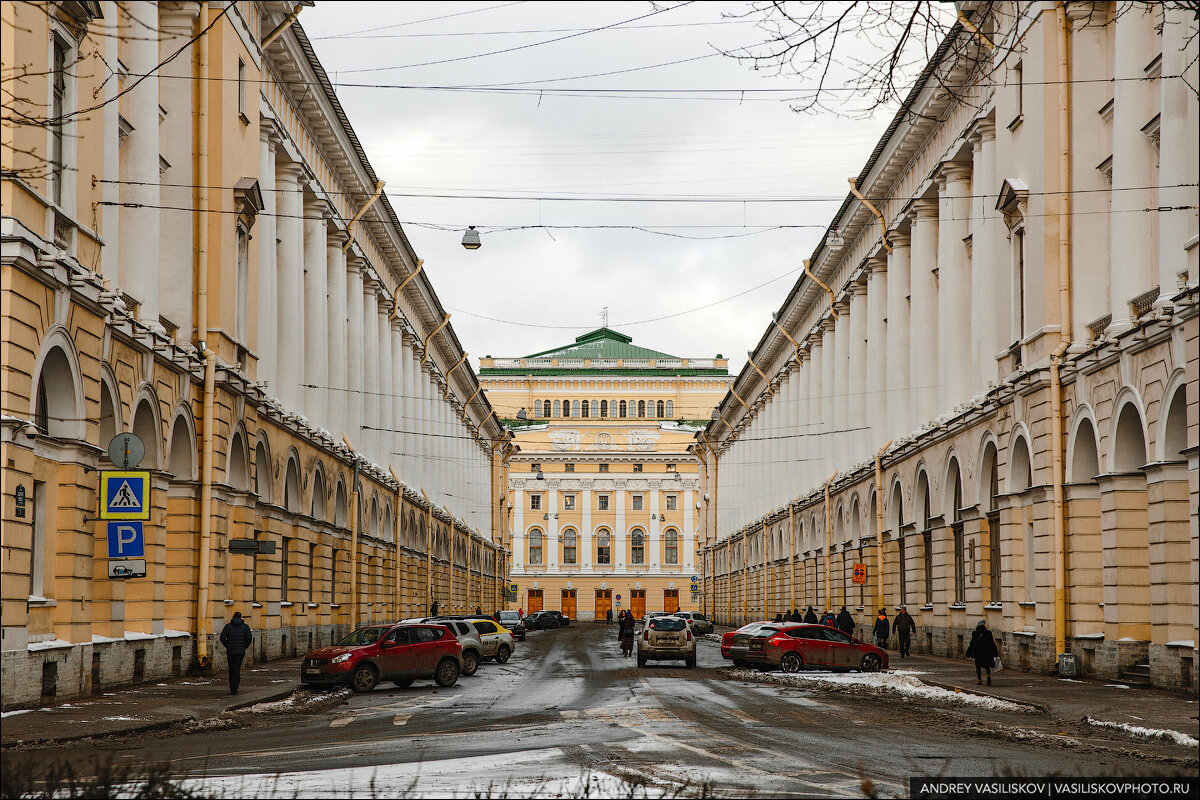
[821,318,837,477]
[345,260,365,443]
[158,5,197,338]
[326,231,348,437]
[362,279,380,459]
[885,232,911,439]
[1158,5,1197,298]
[908,200,939,426]
[274,163,306,412]
[99,1,121,284]
[378,301,394,466]
[390,321,405,475]
[547,485,558,571]
[937,164,973,409]
[303,199,329,427]
[788,360,806,495]
[118,0,162,332]
[1107,3,1158,333]
[865,257,887,450]
[414,351,428,491]
[969,123,998,391]
[256,131,278,388]
[833,302,851,469]
[807,333,825,488]
[615,489,627,568]
[582,487,593,569]
[649,487,661,567]
[848,280,868,462]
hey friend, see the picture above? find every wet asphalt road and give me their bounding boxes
[8,625,1192,797]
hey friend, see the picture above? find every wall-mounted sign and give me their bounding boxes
[108,559,146,580]
[106,522,145,558]
[852,563,867,584]
[100,471,150,520]
[14,484,25,518]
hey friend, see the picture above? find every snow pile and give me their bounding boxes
[702,633,723,644]
[1,709,32,718]
[1084,716,1199,749]
[728,668,1034,713]
[242,687,349,715]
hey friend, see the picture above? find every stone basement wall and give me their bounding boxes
[0,621,355,711]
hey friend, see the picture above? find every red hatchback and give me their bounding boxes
[721,622,888,673]
[301,623,463,692]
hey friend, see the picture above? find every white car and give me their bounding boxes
[464,617,515,664]
[672,611,714,635]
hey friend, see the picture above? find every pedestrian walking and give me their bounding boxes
[618,610,636,657]
[774,613,784,623]
[475,607,482,616]
[219,611,253,695]
[836,606,855,636]
[965,619,999,685]
[821,610,837,628]
[872,608,890,650]
[894,606,915,658]
[803,606,818,624]
[431,600,439,616]
[605,608,613,625]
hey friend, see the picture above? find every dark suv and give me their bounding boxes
[301,623,462,692]
[544,611,570,627]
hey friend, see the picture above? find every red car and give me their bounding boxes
[301,623,463,692]
[721,622,888,673]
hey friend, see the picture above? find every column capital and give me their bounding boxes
[910,198,939,221]
[326,228,350,249]
[969,118,996,147]
[1064,1,1100,28]
[865,254,888,275]
[275,160,306,184]
[346,256,366,276]
[819,315,838,333]
[304,196,335,220]
[159,2,202,30]
[939,161,973,185]
[887,229,910,248]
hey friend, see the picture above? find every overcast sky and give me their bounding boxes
[303,1,893,372]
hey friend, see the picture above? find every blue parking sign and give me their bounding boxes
[107,521,145,558]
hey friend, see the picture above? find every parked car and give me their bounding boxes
[418,618,486,676]
[672,612,713,635]
[464,617,515,663]
[721,623,887,673]
[721,622,800,667]
[544,610,570,627]
[523,611,558,631]
[637,615,696,668]
[497,610,526,641]
[301,623,462,692]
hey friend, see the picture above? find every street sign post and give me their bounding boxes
[106,522,145,558]
[99,471,151,520]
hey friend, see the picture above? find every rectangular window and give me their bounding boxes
[953,521,965,603]
[563,494,576,511]
[665,494,677,511]
[30,481,47,598]
[987,509,1002,602]
[237,58,247,118]
[598,463,609,472]
[598,495,609,511]
[597,542,611,564]
[50,38,68,206]
[308,542,317,603]
[530,463,541,472]
[632,495,643,511]
[633,464,643,473]
[281,537,290,602]
[530,494,541,510]
[1014,61,1023,119]
[898,536,907,604]
[564,463,574,473]
[922,531,933,605]
[1014,228,1026,343]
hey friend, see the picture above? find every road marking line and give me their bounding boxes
[330,717,355,728]
[560,710,580,719]
[728,709,758,724]
[393,713,412,726]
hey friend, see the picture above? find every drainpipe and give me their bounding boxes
[875,440,892,611]
[389,259,423,321]
[389,466,402,618]
[193,5,214,669]
[762,523,769,619]
[340,180,386,253]
[261,3,302,49]
[420,315,452,367]
[1050,342,1070,660]
[196,347,216,667]
[823,471,837,612]
[442,353,469,399]
[746,353,774,396]
[847,179,893,254]
[343,436,361,626]
[422,489,433,613]
[804,260,839,319]
[788,499,797,614]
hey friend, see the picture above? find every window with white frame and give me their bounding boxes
[632,495,643,511]
[665,494,677,511]
[563,494,576,510]
[530,494,542,510]
[598,494,609,511]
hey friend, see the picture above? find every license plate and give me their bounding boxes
[304,669,320,675]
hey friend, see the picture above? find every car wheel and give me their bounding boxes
[350,664,378,693]
[462,650,480,677]
[392,678,414,689]
[860,653,883,673]
[781,652,804,673]
[434,658,460,688]
[685,656,697,669]
[495,645,512,664]
[637,654,647,668]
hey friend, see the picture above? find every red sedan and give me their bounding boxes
[301,622,463,692]
[721,622,888,673]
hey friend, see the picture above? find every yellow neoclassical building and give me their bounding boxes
[479,329,731,620]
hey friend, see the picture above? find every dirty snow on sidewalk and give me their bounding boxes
[727,668,1033,712]
[1084,716,1199,749]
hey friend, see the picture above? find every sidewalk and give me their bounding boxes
[1,657,302,747]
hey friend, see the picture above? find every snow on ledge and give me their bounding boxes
[1084,716,1199,749]
[27,639,73,652]
[1164,640,1195,649]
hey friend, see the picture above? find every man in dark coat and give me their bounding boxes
[803,606,818,624]
[605,608,613,625]
[836,606,855,636]
[219,611,253,695]
[431,600,439,616]
[965,619,999,685]
[872,609,890,649]
[893,606,915,658]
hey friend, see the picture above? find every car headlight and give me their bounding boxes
[331,653,351,664]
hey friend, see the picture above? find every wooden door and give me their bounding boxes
[527,589,543,613]
[631,589,646,619]
[663,589,679,614]
[595,589,612,620]
[561,589,577,620]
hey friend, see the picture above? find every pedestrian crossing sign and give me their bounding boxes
[100,471,151,520]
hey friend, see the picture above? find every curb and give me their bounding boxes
[0,716,192,748]
[224,688,295,712]
[921,677,1048,713]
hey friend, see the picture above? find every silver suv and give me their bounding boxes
[464,617,515,664]
[413,618,485,676]
[673,611,713,635]
[637,615,696,669]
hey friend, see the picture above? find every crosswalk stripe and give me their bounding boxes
[330,716,355,727]
[393,713,412,726]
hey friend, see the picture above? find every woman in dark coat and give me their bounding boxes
[803,606,818,624]
[618,610,636,657]
[965,619,999,685]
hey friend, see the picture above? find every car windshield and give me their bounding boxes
[649,618,687,632]
[499,612,520,623]
[335,627,389,647]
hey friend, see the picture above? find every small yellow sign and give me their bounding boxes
[100,471,151,520]
[852,563,867,585]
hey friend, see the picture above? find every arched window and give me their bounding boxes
[335,479,349,528]
[571,400,580,417]
[284,456,301,513]
[99,375,119,453]
[656,400,665,417]
[255,439,272,503]
[563,528,577,564]
[637,400,646,418]
[33,345,82,439]
[562,399,571,418]
[596,528,611,564]
[553,400,561,418]
[664,529,678,564]
[227,430,250,490]
[168,414,195,479]
[132,399,160,469]
[619,400,627,418]
[948,459,965,603]
[665,400,674,417]
[982,443,1001,600]
[369,496,379,538]
[311,467,327,520]
[582,400,590,418]
[918,472,933,605]
[1113,403,1147,473]
[1163,386,1186,462]
[543,400,552,418]
[600,400,608,418]
[528,529,544,565]
[631,529,645,564]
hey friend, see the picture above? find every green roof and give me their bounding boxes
[524,328,678,361]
